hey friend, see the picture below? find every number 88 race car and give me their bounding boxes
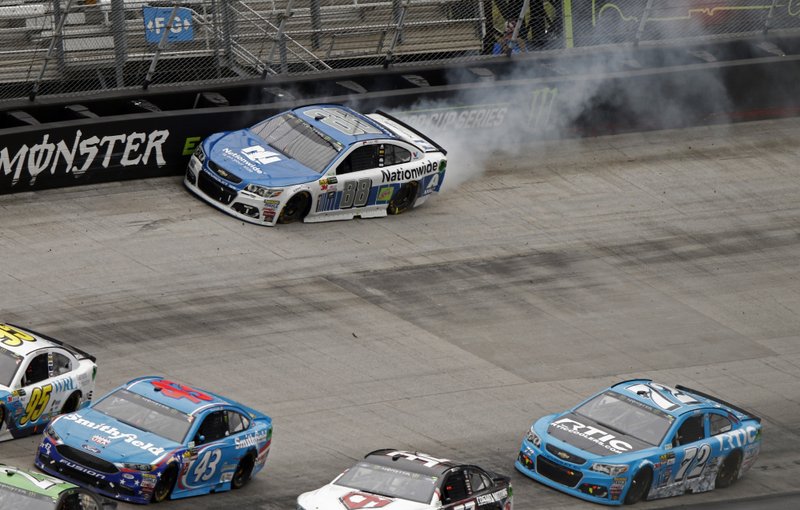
[185,104,447,226]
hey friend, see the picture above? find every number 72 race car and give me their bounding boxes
[185,104,447,226]
[515,379,761,505]
[298,449,513,509]
[0,323,96,441]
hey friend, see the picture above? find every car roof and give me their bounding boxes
[290,104,397,146]
[364,449,460,476]
[124,376,231,415]
[609,379,723,418]
[0,323,61,357]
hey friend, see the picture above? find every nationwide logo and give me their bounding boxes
[63,414,166,456]
[550,418,633,454]
[381,161,439,183]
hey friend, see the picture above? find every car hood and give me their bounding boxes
[298,483,433,510]
[207,129,323,187]
[544,412,653,457]
[51,411,181,463]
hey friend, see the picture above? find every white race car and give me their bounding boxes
[297,449,513,510]
[185,104,447,226]
[0,323,96,441]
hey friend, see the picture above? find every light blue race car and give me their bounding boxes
[515,379,761,505]
[185,104,447,226]
[35,376,272,504]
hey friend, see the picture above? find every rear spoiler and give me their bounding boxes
[373,109,447,155]
[676,385,761,423]
[10,323,97,363]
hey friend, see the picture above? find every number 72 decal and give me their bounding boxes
[675,443,712,482]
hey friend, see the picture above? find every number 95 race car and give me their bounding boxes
[185,104,447,226]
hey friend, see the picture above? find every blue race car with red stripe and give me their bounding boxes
[185,104,447,226]
[35,376,272,504]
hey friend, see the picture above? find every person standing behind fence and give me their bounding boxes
[482,1,562,54]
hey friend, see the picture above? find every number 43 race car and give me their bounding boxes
[516,379,762,505]
[185,104,447,226]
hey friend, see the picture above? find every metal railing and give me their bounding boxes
[0,0,798,102]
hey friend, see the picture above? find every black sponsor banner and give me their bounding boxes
[1,58,798,195]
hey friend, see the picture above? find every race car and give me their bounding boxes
[35,376,273,504]
[0,463,116,510]
[297,449,513,510]
[515,379,762,505]
[0,323,96,441]
[185,104,447,226]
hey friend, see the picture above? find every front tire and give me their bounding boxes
[278,192,311,224]
[715,451,742,489]
[151,466,177,503]
[231,455,254,490]
[624,467,652,505]
[387,182,418,215]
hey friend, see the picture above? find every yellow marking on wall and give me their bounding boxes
[564,0,574,48]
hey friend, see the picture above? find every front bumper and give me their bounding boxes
[515,438,628,506]
[36,437,158,504]
[185,156,282,226]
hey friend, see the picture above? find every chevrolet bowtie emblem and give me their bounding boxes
[557,451,570,460]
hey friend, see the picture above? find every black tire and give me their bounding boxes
[151,466,177,503]
[624,467,652,505]
[278,193,311,224]
[0,405,5,430]
[387,182,418,215]
[60,392,81,415]
[715,451,742,489]
[231,455,255,490]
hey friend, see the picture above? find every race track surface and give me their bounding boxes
[1,117,800,509]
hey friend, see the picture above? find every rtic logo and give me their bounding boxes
[385,451,449,468]
[151,379,212,404]
[551,418,633,454]
[340,491,393,509]
[242,146,280,165]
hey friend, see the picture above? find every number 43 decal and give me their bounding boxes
[193,449,222,482]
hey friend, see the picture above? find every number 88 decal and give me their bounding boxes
[340,179,372,209]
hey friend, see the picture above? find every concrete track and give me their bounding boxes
[1,117,800,509]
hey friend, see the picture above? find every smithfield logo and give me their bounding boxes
[63,413,165,456]
[551,418,633,454]
[235,429,269,450]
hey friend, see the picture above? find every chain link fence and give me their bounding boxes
[1,0,798,102]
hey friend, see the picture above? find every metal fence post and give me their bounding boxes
[51,0,66,76]
[310,0,321,49]
[143,5,180,90]
[763,0,780,34]
[384,0,409,67]
[29,0,74,101]
[221,0,235,69]
[511,0,531,52]
[634,0,654,46]
[263,0,293,76]
[111,0,128,88]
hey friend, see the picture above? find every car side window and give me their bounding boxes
[710,413,733,435]
[23,353,50,386]
[442,470,469,503]
[673,415,705,447]
[227,411,250,434]
[337,145,377,175]
[52,352,72,376]
[379,144,411,166]
[195,410,228,445]
[467,469,489,492]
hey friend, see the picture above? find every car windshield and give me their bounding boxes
[0,485,55,510]
[93,389,191,444]
[575,391,673,446]
[249,113,343,173]
[0,347,22,387]
[334,462,437,504]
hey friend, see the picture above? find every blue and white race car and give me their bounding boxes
[515,379,761,505]
[185,104,447,226]
[35,376,272,504]
[0,323,96,441]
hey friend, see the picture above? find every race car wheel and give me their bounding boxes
[0,405,4,430]
[60,392,81,414]
[715,451,742,489]
[231,454,255,490]
[624,467,652,505]
[278,192,311,224]
[387,182,418,215]
[151,466,177,503]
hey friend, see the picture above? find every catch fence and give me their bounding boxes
[1,0,798,102]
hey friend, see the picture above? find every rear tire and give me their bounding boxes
[151,466,177,503]
[231,455,254,490]
[715,451,742,489]
[278,193,311,224]
[387,182,418,215]
[624,467,652,505]
[0,405,5,431]
[60,392,81,415]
